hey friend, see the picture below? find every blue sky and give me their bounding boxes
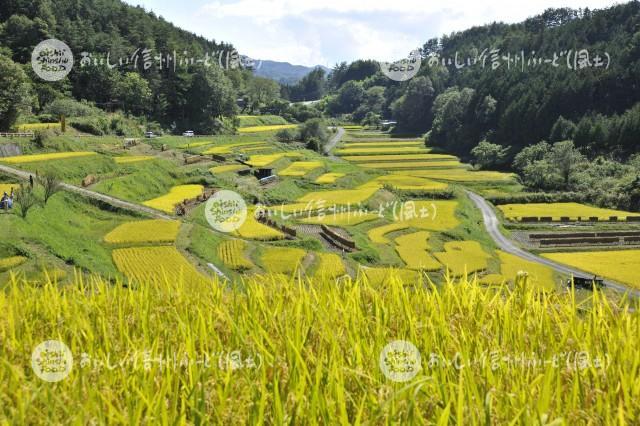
[124,0,621,67]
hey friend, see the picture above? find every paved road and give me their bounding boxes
[466,190,639,297]
[324,127,345,158]
[0,164,173,220]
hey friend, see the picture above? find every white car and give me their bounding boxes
[182,130,195,137]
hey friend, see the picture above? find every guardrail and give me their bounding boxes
[0,132,34,138]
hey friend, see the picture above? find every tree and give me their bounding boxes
[14,184,37,218]
[326,80,365,115]
[37,170,61,204]
[471,141,510,169]
[429,87,475,151]
[0,54,32,131]
[246,77,280,112]
[114,73,152,116]
[549,116,577,142]
[183,65,237,133]
[391,76,435,131]
[548,140,586,188]
[513,142,551,172]
[299,118,329,153]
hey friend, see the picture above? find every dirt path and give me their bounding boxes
[0,164,173,220]
[466,190,639,296]
[324,127,345,159]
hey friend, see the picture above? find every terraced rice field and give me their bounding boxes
[314,173,345,184]
[359,175,449,191]
[494,250,556,290]
[16,122,61,131]
[260,247,306,274]
[244,154,287,167]
[360,160,464,170]
[298,211,379,226]
[114,156,154,164]
[498,202,636,221]
[335,147,429,156]
[231,208,285,240]
[278,161,324,177]
[434,241,491,277]
[0,152,97,163]
[237,124,297,133]
[395,231,440,271]
[297,187,379,206]
[142,184,203,213]
[360,267,421,285]
[342,154,456,162]
[217,240,254,271]
[0,256,27,271]
[368,223,410,244]
[104,220,180,244]
[367,200,460,243]
[542,250,640,289]
[398,169,514,182]
[210,164,249,174]
[112,246,209,284]
[341,141,424,148]
[203,142,267,154]
[178,141,215,149]
[313,252,346,278]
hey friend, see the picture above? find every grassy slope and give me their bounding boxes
[1,191,143,281]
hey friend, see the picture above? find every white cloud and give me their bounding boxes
[126,0,621,66]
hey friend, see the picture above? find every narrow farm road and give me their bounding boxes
[465,190,639,297]
[324,127,345,158]
[0,164,173,220]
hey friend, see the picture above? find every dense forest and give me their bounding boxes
[0,0,320,133]
[1,0,640,211]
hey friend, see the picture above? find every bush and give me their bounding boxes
[275,128,299,143]
[486,192,588,205]
[43,98,101,118]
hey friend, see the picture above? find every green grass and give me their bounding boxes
[237,115,288,127]
[2,191,143,279]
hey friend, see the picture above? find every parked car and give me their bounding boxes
[144,131,155,138]
[182,130,194,137]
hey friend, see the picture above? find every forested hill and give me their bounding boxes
[0,0,241,132]
[420,2,640,158]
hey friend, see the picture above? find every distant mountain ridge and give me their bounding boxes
[240,56,330,84]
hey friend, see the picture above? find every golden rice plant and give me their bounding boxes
[210,164,249,174]
[113,156,154,164]
[237,124,297,133]
[298,211,379,226]
[142,185,203,213]
[434,241,491,277]
[314,173,345,184]
[104,220,180,245]
[0,256,27,272]
[360,160,464,169]
[1,271,639,423]
[217,240,254,271]
[543,249,640,289]
[0,152,97,164]
[112,246,208,285]
[498,202,635,221]
[260,246,306,274]
[278,161,324,177]
[313,252,346,279]
[394,231,441,271]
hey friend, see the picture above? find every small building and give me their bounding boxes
[254,168,274,180]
